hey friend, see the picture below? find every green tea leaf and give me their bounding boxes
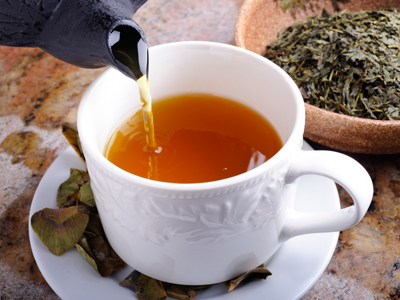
[31,206,89,255]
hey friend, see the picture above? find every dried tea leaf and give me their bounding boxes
[62,122,85,161]
[75,243,98,272]
[277,0,304,12]
[275,0,347,12]
[56,168,90,207]
[120,270,167,300]
[31,206,89,255]
[225,264,272,292]
[165,284,211,300]
[265,9,400,120]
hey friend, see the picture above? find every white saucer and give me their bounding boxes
[29,142,339,300]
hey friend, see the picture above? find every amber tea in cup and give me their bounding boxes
[104,93,282,183]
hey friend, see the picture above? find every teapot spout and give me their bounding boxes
[107,20,149,81]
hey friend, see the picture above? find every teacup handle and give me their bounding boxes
[280,149,373,241]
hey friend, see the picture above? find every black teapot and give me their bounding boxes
[0,0,148,80]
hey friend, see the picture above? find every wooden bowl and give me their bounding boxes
[235,0,400,154]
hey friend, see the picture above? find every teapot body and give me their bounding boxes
[0,0,147,70]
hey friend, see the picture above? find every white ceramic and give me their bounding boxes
[28,144,340,300]
[77,41,373,285]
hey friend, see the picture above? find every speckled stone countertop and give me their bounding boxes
[1,0,399,299]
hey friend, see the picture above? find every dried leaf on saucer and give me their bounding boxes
[76,242,99,272]
[76,235,126,277]
[62,122,85,161]
[85,213,106,237]
[75,212,126,277]
[121,265,271,300]
[225,264,272,292]
[31,205,89,255]
[164,283,211,300]
[120,270,167,300]
[120,270,210,300]
[56,168,92,208]
[88,235,126,277]
[32,122,124,279]
[79,180,96,207]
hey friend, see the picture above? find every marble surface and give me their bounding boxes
[0,0,399,299]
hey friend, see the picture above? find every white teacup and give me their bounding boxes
[77,41,373,285]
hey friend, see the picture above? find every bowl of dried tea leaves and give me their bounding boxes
[236,0,400,154]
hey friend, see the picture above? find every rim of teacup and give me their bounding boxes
[77,41,305,192]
